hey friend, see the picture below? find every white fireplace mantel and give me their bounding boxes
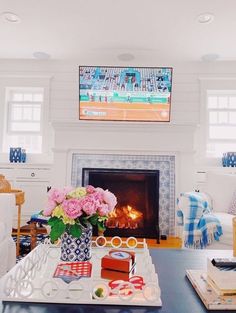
[51,120,196,155]
[51,120,197,133]
[50,120,197,232]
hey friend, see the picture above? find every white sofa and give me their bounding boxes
[0,193,16,277]
[178,171,236,249]
[202,171,236,249]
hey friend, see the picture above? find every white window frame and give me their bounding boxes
[0,76,52,162]
[6,87,43,134]
[199,77,236,165]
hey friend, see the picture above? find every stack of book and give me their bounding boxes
[186,258,236,310]
[207,258,236,295]
[101,249,136,281]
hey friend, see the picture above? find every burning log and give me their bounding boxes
[106,205,143,229]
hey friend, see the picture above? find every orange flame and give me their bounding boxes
[107,205,143,229]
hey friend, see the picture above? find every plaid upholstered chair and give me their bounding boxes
[177,192,222,249]
[177,171,236,249]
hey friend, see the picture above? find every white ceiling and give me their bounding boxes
[0,0,235,64]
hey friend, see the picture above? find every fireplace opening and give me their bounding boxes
[82,168,159,241]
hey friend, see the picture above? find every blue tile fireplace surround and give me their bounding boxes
[71,153,175,236]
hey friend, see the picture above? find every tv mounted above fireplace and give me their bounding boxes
[79,65,173,122]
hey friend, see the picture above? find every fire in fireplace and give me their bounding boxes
[82,168,160,241]
[107,204,143,229]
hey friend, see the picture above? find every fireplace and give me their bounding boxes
[72,153,175,236]
[82,168,160,242]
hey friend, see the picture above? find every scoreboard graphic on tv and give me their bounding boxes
[79,66,172,122]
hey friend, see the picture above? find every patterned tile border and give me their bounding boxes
[71,153,175,236]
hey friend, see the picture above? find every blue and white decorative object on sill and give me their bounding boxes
[21,149,26,163]
[60,223,92,262]
[222,152,236,167]
[9,147,22,163]
[222,153,227,167]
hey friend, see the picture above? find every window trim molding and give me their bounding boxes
[198,77,236,165]
[0,75,53,161]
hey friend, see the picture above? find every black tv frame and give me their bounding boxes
[79,65,173,123]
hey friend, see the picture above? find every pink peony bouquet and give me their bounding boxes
[42,185,117,242]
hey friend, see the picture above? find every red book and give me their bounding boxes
[101,250,136,273]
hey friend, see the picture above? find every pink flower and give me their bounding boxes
[62,198,83,219]
[79,195,98,216]
[48,188,67,204]
[44,184,117,222]
[43,199,56,216]
[86,185,96,194]
[94,187,105,201]
[98,203,110,216]
[103,190,117,211]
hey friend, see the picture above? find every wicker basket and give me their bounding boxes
[9,189,25,205]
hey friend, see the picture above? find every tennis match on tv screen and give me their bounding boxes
[79,66,172,122]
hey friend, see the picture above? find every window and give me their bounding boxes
[0,75,52,162]
[206,90,236,157]
[3,87,44,154]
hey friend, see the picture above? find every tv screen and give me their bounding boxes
[79,66,173,122]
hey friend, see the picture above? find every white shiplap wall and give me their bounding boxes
[0,60,202,124]
[1,59,236,193]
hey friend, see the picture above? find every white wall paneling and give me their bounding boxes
[1,59,236,233]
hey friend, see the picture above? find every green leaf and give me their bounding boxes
[49,218,66,242]
[70,224,82,238]
[98,216,108,222]
[48,216,60,226]
[81,216,89,224]
[97,221,106,232]
[89,214,98,226]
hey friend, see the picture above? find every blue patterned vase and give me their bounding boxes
[60,223,92,262]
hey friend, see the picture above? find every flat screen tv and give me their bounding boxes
[79,66,173,122]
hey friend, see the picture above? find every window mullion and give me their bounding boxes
[8,99,41,132]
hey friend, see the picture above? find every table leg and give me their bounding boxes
[30,222,37,250]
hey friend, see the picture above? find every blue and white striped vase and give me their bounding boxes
[60,223,92,262]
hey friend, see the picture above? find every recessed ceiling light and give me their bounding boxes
[2,11,21,23]
[117,53,135,61]
[197,13,214,24]
[33,51,51,60]
[201,53,220,62]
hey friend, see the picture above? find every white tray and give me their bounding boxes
[0,236,162,307]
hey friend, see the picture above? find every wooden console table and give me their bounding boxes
[10,190,25,256]
[29,221,47,250]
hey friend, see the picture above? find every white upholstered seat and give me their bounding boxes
[0,193,16,277]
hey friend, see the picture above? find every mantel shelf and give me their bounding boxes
[51,121,197,133]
